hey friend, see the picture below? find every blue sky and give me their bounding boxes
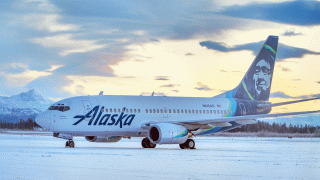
[0,0,320,117]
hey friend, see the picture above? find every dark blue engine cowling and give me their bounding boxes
[233,99,271,116]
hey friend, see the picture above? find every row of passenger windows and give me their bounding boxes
[102,108,141,113]
[146,109,228,115]
[101,108,228,115]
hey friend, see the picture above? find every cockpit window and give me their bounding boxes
[48,105,71,112]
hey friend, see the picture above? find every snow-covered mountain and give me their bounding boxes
[0,89,54,123]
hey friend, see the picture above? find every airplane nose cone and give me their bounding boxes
[35,111,51,130]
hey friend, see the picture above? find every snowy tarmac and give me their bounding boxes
[1,132,319,180]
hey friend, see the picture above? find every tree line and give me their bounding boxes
[0,119,319,134]
[0,119,40,130]
[229,120,320,134]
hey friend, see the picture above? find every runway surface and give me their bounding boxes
[1,132,319,179]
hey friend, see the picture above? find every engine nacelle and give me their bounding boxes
[85,136,122,143]
[148,123,188,144]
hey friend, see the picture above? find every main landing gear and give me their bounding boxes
[141,138,196,149]
[179,139,195,149]
[65,140,75,148]
[141,137,156,148]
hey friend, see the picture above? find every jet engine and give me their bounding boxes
[85,136,122,143]
[148,123,188,144]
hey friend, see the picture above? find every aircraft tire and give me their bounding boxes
[69,141,75,148]
[142,137,156,148]
[179,139,195,149]
[142,138,149,148]
[65,141,70,147]
[186,139,195,149]
[179,144,186,149]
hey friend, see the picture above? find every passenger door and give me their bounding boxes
[82,100,92,115]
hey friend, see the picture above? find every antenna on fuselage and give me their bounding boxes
[99,91,103,95]
[151,92,154,96]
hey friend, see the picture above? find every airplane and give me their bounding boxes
[35,36,320,149]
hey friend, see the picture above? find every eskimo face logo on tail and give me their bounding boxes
[73,106,135,128]
[253,59,271,94]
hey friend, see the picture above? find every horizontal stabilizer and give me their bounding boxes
[257,97,320,109]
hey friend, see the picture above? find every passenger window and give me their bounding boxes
[138,109,140,113]
[146,109,148,113]
[188,110,191,113]
[217,110,219,114]
[130,109,132,113]
[122,108,125,113]
[101,107,104,112]
[169,109,171,113]
[192,110,194,114]
[114,108,116,112]
[224,110,227,114]
[157,109,159,113]
[149,109,152,113]
[106,108,108,113]
[177,109,180,113]
[110,109,112,113]
[214,110,216,114]
[164,109,167,113]
[199,110,202,114]
[196,110,198,114]
[221,110,223,114]
[134,109,137,113]
[160,109,163,113]
[126,109,129,113]
[207,110,209,114]
[152,109,155,113]
[173,109,176,113]
[118,109,121,113]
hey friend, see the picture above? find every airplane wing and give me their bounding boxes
[142,110,320,129]
[178,110,320,125]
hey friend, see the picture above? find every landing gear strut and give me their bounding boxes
[141,137,156,148]
[179,139,195,149]
[65,140,75,148]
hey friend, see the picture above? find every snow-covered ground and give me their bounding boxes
[1,133,319,180]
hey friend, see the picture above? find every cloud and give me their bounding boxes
[155,76,170,81]
[219,1,320,25]
[25,74,74,99]
[194,82,213,91]
[160,84,180,88]
[23,14,78,32]
[281,67,291,72]
[0,64,62,87]
[185,53,194,56]
[200,41,320,61]
[281,30,303,37]
[270,92,293,98]
[32,34,106,56]
[271,92,320,99]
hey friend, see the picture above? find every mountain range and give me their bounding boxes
[0,89,54,123]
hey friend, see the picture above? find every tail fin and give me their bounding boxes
[216,36,278,101]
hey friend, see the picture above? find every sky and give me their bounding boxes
[0,0,320,115]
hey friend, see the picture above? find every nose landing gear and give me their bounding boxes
[65,140,75,148]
